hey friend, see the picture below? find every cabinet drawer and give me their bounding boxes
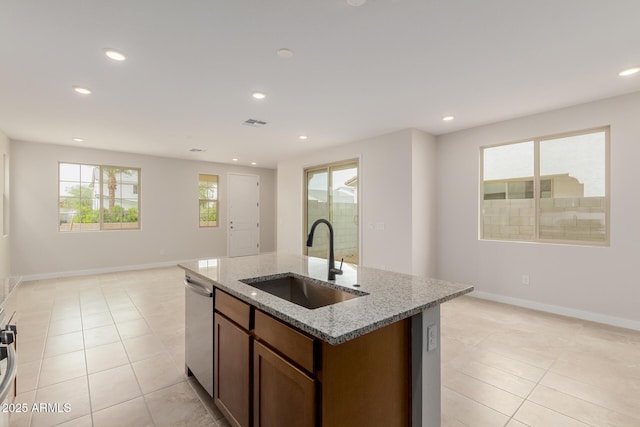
[254,310,315,373]
[215,290,251,330]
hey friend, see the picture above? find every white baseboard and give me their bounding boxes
[470,290,640,332]
[20,259,194,282]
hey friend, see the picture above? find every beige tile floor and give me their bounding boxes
[9,267,640,426]
[11,267,230,427]
[441,296,640,427]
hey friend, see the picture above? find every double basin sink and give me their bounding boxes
[240,273,368,309]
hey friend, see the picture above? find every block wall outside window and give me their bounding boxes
[480,127,609,245]
[305,160,359,264]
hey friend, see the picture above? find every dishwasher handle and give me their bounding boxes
[184,278,213,297]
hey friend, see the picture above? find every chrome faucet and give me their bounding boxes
[306,219,343,281]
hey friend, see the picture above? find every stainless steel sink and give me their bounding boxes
[240,273,367,309]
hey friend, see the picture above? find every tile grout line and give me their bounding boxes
[26,284,54,427]
[502,322,590,427]
[64,274,154,426]
[532,368,640,425]
[443,329,518,424]
[445,321,561,426]
[447,354,539,397]
[121,276,159,427]
[97,275,148,425]
[21,269,217,426]
[529,325,607,427]
[37,285,85,426]
[54,278,124,425]
[76,283,94,427]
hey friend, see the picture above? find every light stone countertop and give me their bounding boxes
[179,253,473,345]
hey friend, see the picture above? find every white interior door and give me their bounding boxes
[228,173,260,257]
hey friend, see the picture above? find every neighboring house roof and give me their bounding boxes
[308,187,357,203]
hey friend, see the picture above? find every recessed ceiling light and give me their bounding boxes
[251,162,257,166]
[232,158,239,162]
[252,92,266,100]
[104,49,126,61]
[73,86,92,95]
[619,67,640,77]
[442,116,455,121]
[299,135,308,140]
[346,0,366,6]
[277,48,293,59]
[72,137,84,142]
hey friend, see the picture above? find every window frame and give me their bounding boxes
[303,158,360,263]
[198,173,219,228]
[479,126,610,246]
[58,162,141,232]
[2,153,9,237]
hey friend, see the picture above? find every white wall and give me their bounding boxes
[436,91,640,326]
[0,131,9,287]
[277,128,437,276]
[11,140,276,278]
[412,130,437,277]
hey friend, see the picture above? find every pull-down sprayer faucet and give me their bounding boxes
[306,219,343,281]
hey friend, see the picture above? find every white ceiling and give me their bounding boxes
[1,1,639,168]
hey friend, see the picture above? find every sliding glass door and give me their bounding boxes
[305,160,359,264]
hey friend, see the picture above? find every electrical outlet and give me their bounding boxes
[427,324,438,352]
[522,274,530,285]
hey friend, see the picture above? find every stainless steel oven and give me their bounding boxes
[184,273,214,396]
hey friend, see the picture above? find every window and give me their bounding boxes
[2,153,8,237]
[199,174,218,227]
[305,160,359,263]
[480,127,609,245]
[58,163,140,232]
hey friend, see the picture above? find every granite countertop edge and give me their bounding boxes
[180,254,474,345]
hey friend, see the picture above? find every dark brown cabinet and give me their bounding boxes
[213,289,411,427]
[253,340,316,427]
[214,292,251,427]
[319,319,410,427]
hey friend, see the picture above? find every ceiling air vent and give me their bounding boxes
[243,119,268,127]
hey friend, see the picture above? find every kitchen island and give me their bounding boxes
[180,253,473,427]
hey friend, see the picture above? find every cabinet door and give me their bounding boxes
[214,313,251,427]
[253,341,316,427]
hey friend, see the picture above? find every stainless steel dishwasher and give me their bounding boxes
[184,273,214,396]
